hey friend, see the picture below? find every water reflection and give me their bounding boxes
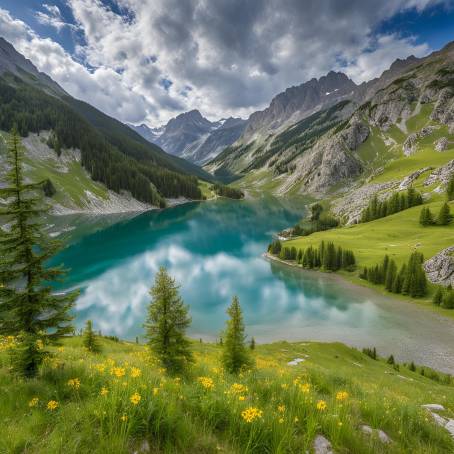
[52,197,454,373]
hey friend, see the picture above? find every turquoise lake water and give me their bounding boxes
[51,197,454,373]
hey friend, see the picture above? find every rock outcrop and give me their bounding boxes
[434,137,449,151]
[313,435,335,454]
[423,246,454,287]
[424,160,454,186]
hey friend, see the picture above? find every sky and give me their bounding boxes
[0,1,453,126]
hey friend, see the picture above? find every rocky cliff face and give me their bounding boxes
[242,71,357,143]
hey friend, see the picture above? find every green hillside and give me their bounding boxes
[1,337,453,453]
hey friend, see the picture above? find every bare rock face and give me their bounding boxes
[399,167,433,190]
[434,137,449,152]
[431,88,454,125]
[424,160,454,186]
[423,246,454,287]
[341,119,369,150]
[403,127,436,156]
[403,133,418,156]
[332,181,397,224]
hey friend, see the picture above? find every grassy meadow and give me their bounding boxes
[1,336,454,453]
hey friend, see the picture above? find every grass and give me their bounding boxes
[1,336,453,453]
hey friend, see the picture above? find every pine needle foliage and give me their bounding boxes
[83,320,101,353]
[222,296,251,374]
[0,130,78,377]
[144,267,193,373]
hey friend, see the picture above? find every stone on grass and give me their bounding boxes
[313,435,334,454]
[422,404,445,411]
[360,425,392,444]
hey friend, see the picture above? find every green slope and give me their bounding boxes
[1,337,453,453]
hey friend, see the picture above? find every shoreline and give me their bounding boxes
[263,251,454,321]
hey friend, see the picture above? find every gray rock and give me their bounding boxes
[424,160,454,186]
[435,137,449,152]
[134,440,150,454]
[399,167,433,190]
[422,404,446,411]
[313,435,334,454]
[430,411,448,427]
[403,133,418,156]
[377,430,392,444]
[341,120,369,150]
[445,419,454,438]
[360,425,392,444]
[423,246,454,287]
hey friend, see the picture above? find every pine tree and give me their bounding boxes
[419,207,434,226]
[250,337,256,350]
[222,296,251,374]
[436,202,451,226]
[432,287,443,306]
[387,354,395,365]
[385,259,397,291]
[0,130,78,377]
[402,252,427,297]
[144,267,193,373]
[83,320,101,353]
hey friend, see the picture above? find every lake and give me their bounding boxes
[51,197,454,373]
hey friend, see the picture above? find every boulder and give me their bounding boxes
[422,404,446,411]
[434,137,449,152]
[359,425,392,444]
[423,246,454,287]
[313,435,334,454]
[403,133,418,156]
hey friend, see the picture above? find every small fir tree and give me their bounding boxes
[83,320,101,353]
[419,207,434,226]
[250,336,256,350]
[0,130,78,377]
[436,202,451,226]
[222,296,251,374]
[144,267,193,373]
[432,287,444,306]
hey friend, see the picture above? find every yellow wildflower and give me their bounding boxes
[47,400,59,411]
[130,367,141,378]
[239,396,246,401]
[241,406,263,423]
[57,347,64,353]
[153,387,159,396]
[197,376,214,390]
[36,339,44,350]
[316,400,327,411]
[279,418,284,424]
[28,397,39,407]
[95,364,106,374]
[277,404,286,413]
[230,383,248,394]
[294,416,299,423]
[130,392,141,405]
[336,391,349,401]
[299,383,311,394]
[111,367,126,378]
[100,387,109,396]
[120,414,128,422]
[67,378,81,389]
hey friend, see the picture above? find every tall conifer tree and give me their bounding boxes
[144,267,193,373]
[0,130,78,377]
[222,296,251,374]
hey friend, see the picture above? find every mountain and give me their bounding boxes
[242,71,357,143]
[132,110,246,165]
[127,123,164,143]
[204,53,423,186]
[0,38,213,212]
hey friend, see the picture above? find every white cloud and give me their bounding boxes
[0,1,451,125]
[36,3,77,32]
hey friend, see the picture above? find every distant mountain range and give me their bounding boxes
[129,110,246,165]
